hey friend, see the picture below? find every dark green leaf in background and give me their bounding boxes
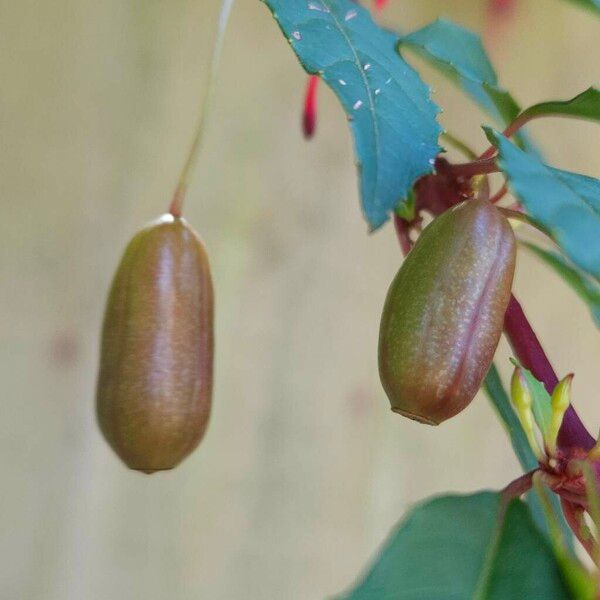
[399,19,519,125]
[485,128,600,279]
[336,492,573,600]
[518,87,600,124]
[523,242,600,326]
[563,0,600,14]
[398,18,535,152]
[262,0,442,229]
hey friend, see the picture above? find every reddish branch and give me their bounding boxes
[504,296,595,451]
[489,183,508,204]
[438,157,500,178]
[478,106,582,162]
[393,213,413,256]
[561,498,599,565]
[502,470,535,502]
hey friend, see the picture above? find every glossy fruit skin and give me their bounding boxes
[379,200,516,425]
[96,214,214,473]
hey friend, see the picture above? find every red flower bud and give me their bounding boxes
[488,0,516,16]
[302,75,320,139]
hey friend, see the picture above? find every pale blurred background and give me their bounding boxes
[1,1,599,598]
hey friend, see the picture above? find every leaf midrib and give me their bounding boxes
[320,0,382,203]
[472,503,505,600]
[551,168,600,219]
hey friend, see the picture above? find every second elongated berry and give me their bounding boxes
[96,214,214,473]
[378,200,516,425]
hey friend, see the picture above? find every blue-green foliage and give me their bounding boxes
[262,0,441,229]
[336,493,573,599]
[486,128,600,280]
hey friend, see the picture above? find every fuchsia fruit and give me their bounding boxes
[379,200,516,425]
[96,215,214,473]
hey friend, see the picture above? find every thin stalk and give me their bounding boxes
[580,461,600,595]
[489,183,508,204]
[532,471,566,550]
[440,132,478,160]
[169,0,236,217]
[561,498,599,566]
[479,109,588,161]
[497,207,549,236]
[393,213,413,256]
[580,461,600,530]
[440,157,500,178]
[502,470,536,502]
[474,174,491,202]
[479,112,531,160]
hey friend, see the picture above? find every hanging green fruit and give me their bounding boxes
[96,214,214,473]
[379,200,516,425]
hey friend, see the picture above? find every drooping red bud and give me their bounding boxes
[302,75,319,139]
[488,0,516,16]
[484,0,517,45]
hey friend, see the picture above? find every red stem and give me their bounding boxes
[503,295,594,451]
[478,109,575,161]
[440,157,500,178]
[502,470,535,502]
[489,183,508,204]
[393,214,413,256]
[560,498,599,565]
[479,113,530,160]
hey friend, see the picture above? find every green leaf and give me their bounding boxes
[522,242,600,326]
[485,128,600,279]
[262,0,442,229]
[399,19,517,124]
[532,480,597,600]
[484,364,573,552]
[555,553,596,600]
[519,87,600,123]
[563,0,600,14]
[336,492,573,599]
[510,358,553,439]
[398,19,535,152]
